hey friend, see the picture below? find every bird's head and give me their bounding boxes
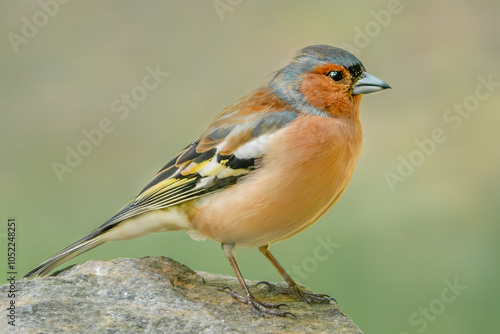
[270,45,390,118]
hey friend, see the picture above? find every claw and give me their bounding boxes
[276,303,290,310]
[255,281,275,289]
[255,281,271,287]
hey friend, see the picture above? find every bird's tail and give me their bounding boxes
[24,203,190,278]
[23,230,108,279]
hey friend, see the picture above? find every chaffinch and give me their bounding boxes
[25,45,390,317]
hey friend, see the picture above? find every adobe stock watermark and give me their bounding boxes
[340,0,413,55]
[385,74,499,191]
[290,235,340,281]
[51,64,169,182]
[213,0,243,21]
[399,277,467,334]
[7,0,71,54]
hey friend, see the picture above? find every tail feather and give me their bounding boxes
[24,206,190,278]
[23,232,107,279]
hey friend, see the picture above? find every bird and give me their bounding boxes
[24,45,390,317]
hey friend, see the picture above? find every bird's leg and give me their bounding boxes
[257,245,335,304]
[221,243,294,317]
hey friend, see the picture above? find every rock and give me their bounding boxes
[1,256,363,333]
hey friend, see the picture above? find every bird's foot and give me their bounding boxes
[256,281,336,304]
[222,286,296,318]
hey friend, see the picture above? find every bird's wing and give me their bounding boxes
[22,110,299,278]
[98,110,299,230]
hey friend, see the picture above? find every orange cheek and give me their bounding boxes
[299,73,347,110]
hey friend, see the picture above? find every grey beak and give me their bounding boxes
[352,72,391,95]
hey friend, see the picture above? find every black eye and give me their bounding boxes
[327,70,343,81]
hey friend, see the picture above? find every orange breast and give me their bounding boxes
[189,114,362,247]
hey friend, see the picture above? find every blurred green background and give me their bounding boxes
[1,1,499,333]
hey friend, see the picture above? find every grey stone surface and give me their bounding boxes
[1,256,363,333]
